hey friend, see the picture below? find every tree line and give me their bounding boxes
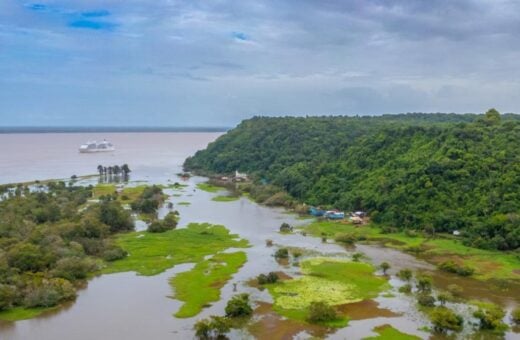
[185,110,520,251]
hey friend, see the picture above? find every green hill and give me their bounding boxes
[185,111,520,250]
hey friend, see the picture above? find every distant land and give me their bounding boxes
[0,126,230,134]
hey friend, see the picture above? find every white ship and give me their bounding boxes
[79,140,115,153]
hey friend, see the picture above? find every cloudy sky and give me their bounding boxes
[1,0,519,127]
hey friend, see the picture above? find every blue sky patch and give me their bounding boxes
[81,10,111,18]
[27,3,48,11]
[232,32,249,41]
[69,20,117,31]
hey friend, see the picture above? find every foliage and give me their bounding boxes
[438,260,475,276]
[335,233,357,244]
[130,185,165,214]
[417,293,436,307]
[398,284,412,294]
[274,248,289,259]
[429,307,463,333]
[257,272,279,285]
[416,275,432,292]
[279,222,293,233]
[185,111,520,251]
[307,301,338,323]
[194,315,231,339]
[0,182,135,319]
[473,303,508,331]
[224,293,252,318]
[511,307,520,324]
[147,221,170,233]
[211,195,239,202]
[379,262,390,274]
[162,211,179,229]
[172,252,247,318]
[397,269,413,281]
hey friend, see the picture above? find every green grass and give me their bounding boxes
[196,182,223,193]
[92,184,116,198]
[103,223,249,276]
[363,324,421,340]
[171,252,247,318]
[301,221,520,281]
[265,257,388,327]
[177,201,191,206]
[119,185,147,201]
[0,306,57,321]
[212,195,240,202]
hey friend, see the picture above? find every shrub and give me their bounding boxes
[447,284,463,297]
[102,246,128,262]
[266,239,273,247]
[417,293,436,307]
[397,269,413,281]
[257,272,279,285]
[162,211,178,229]
[380,262,390,275]
[399,284,412,294]
[52,256,98,281]
[307,301,337,323]
[0,284,16,311]
[274,248,289,259]
[512,308,520,324]
[147,221,169,233]
[194,315,231,339]
[473,304,507,331]
[352,252,363,262]
[416,275,432,292]
[430,307,464,333]
[225,294,252,317]
[279,223,293,233]
[437,292,451,306]
[438,261,474,277]
[24,278,76,308]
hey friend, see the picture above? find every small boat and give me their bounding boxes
[79,140,115,153]
[324,210,345,220]
[309,206,325,217]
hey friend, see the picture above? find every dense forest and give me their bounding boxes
[185,110,520,251]
[0,182,133,313]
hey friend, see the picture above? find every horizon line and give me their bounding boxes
[0,126,231,134]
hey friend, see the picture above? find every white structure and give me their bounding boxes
[235,170,248,181]
[79,140,115,153]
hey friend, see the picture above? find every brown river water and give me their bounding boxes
[0,133,518,340]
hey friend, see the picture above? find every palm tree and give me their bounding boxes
[97,165,104,176]
[121,164,131,175]
[113,165,121,176]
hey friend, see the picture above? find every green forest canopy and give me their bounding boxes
[185,110,520,251]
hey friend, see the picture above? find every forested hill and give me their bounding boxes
[185,111,520,250]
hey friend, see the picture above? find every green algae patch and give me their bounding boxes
[363,324,421,340]
[196,182,223,193]
[92,183,116,198]
[103,223,249,276]
[177,201,191,206]
[212,195,240,202]
[171,251,247,318]
[265,257,388,327]
[0,306,57,322]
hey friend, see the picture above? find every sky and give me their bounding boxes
[1,0,520,127]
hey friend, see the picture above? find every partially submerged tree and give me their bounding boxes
[225,294,252,318]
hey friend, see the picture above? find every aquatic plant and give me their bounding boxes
[430,307,463,333]
[225,294,252,318]
[307,301,338,324]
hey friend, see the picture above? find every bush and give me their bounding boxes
[397,269,413,281]
[0,284,16,311]
[279,223,293,233]
[438,261,474,277]
[102,246,128,262]
[416,275,432,292]
[447,284,463,297]
[24,278,76,308]
[147,221,169,233]
[352,252,363,262]
[162,211,178,229]
[379,262,390,275]
[417,293,436,307]
[512,308,520,324]
[399,284,412,294]
[430,307,463,333]
[473,304,507,331]
[52,256,98,281]
[225,294,252,317]
[194,315,231,339]
[307,301,337,323]
[257,272,279,285]
[274,248,289,259]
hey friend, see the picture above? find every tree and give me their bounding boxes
[417,293,435,307]
[380,262,390,275]
[279,222,292,233]
[162,211,178,229]
[225,294,252,317]
[437,292,451,306]
[416,275,432,292]
[397,269,413,281]
[352,252,363,262]
[473,304,507,331]
[97,165,104,176]
[307,301,337,323]
[194,316,231,339]
[512,308,520,325]
[430,307,463,333]
[274,248,289,259]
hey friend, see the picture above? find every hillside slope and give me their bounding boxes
[185,111,520,250]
